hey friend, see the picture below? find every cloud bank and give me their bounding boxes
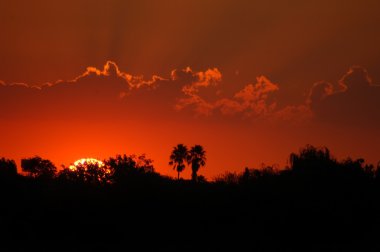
[1,62,379,127]
[309,66,380,126]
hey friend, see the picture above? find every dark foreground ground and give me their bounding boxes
[1,173,380,252]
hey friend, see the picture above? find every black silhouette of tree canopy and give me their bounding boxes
[21,156,56,179]
[105,154,155,183]
[106,154,137,183]
[83,162,110,184]
[58,161,110,184]
[0,157,17,178]
[169,144,188,180]
[214,171,240,185]
[289,145,335,173]
[58,165,86,183]
[187,145,206,182]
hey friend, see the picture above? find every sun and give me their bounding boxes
[69,158,104,171]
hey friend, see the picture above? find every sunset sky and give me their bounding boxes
[1,0,380,179]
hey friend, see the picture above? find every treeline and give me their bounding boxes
[215,145,380,185]
[1,144,380,186]
[0,154,162,185]
[1,145,380,251]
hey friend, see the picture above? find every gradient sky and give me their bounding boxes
[1,0,380,179]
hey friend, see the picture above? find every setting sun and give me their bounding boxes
[69,158,104,171]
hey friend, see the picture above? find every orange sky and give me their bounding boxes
[1,0,380,179]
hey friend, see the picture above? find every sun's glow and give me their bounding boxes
[69,158,104,171]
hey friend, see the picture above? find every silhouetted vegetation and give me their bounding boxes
[58,162,110,184]
[187,144,206,182]
[169,143,189,179]
[0,157,17,178]
[104,154,160,185]
[169,144,207,181]
[21,156,57,179]
[1,145,380,251]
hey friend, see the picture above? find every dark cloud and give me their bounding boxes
[174,67,223,116]
[2,62,379,127]
[0,62,311,124]
[308,81,334,105]
[213,76,280,118]
[175,73,281,118]
[0,62,220,122]
[339,66,372,90]
[175,74,310,122]
[309,66,380,126]
[0,62,139,121]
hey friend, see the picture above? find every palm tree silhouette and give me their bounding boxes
[169,144,188,180]
[187,145,206,182]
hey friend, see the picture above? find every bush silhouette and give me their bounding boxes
[21,156,56,179]
[0,157,17,178]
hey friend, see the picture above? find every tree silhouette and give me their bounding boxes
[340,158,367,177]
[58,162,110,184]
[289,145,335,174]
[169,144,188,180]
[21,156,56,179]
[83,162,110,184]
[105,154,155,184]
[0,157,17,178]
[58,165,86,183]
[187,145,206,182]
[106,154,137,183]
